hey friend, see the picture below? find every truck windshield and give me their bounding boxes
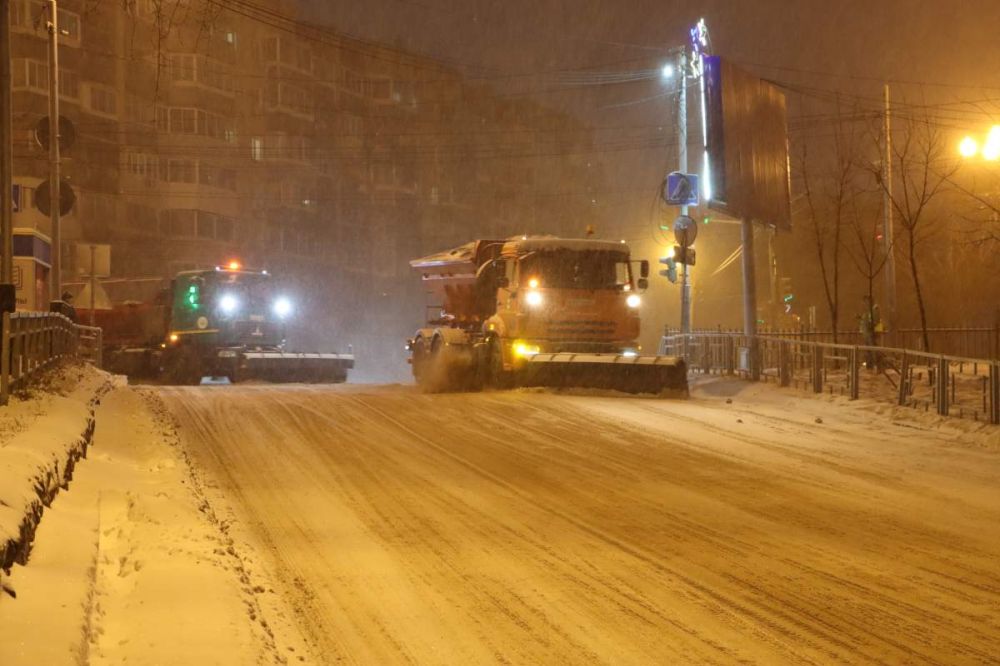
[207,273,274,311]
[520,250,631,290]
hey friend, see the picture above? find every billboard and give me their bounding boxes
[703,56,791,230]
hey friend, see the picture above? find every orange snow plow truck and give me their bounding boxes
[406,236,687,394]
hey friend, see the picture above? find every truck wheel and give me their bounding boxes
[412,336,430,386]
[486,338,512,390]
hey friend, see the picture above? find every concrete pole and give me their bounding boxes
[768,225,779,328]
[741,217,759,379]
[678,49,691,335]
[882,83,897,342]
[47,0,61,304]
[1,0,13,285]
[88,244,95,326]
[741,218,757,336]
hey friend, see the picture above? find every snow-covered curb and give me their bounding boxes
[0,364,114,571]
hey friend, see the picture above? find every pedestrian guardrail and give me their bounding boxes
[661,332,1000,425]
[0,311,104,405]
[666,326,1000,360]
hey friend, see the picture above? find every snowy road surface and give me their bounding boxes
[157,380,1000,664]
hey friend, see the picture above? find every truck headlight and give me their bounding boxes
[626,294,641,308]
[273,296,293,318]
[513,341,540,357]
[525,290,543,307]
[219,293,239,314]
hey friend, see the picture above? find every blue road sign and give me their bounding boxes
[664,172,700,206]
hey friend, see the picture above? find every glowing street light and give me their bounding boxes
[960,125,1000,161]
[661,63,674,79]
[959,136,978,158]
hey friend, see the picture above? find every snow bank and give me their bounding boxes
[0,362,114,570]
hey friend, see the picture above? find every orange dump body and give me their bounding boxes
[410,239,504,326]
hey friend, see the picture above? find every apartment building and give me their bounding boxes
[8,0,603,370]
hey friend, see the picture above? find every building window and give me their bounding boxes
[264,78,313,117]
[196,212,215,239]
[165,159,196,184]
[199,164,237,191]
[169,54,235,94]
[168,108,196,133]
[160,209,234,241]
[125,95,155,125]
[86,84,118,117]
[160,209,196,238]
[59,68,79,99]
[216,217,233,241]
[251,137,263,161]
[56,6,81,43]
[125,151,158,178]
[169,54,196,82]
[12,59,48,92]
[159,107,233,139]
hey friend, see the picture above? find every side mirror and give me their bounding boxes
[640,260,649,278]
[496,276,510,289]
[637,278,649,292]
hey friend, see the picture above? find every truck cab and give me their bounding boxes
[486,238,649,367]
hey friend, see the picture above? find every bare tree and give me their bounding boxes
[797,107,862,341]
[845,191,890,331]
[870,113,957,351]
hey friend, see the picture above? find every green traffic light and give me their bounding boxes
[187,284,200,309]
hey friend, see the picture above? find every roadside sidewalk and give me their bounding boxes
[0,385,311,665]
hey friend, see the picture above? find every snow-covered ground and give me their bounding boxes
[0,363,111,572]
[2,375,998,664]
[0,383,310,665]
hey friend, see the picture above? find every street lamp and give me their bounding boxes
[661,63,674,79]
[959,136,978,158]
[960,125,1000,161]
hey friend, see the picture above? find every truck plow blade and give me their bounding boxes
[522,353,688,395]
[238,352,354,383]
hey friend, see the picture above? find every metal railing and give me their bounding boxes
[0,311,103,404]
[661,332,1000,425]
[667,326,1000,360]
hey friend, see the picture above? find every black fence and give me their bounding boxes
[661,331,1000,425]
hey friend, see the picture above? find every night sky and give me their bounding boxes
[304,1,1000,331]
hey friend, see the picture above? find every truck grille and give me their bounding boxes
[547,319,617,336]
[228,320,282,345]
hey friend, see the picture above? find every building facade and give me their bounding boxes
[8,0,604,377]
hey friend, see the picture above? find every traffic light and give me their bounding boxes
[658,255,677,283]
[673,245,696,266]
[186,283,201,310]
[780,277,793,314]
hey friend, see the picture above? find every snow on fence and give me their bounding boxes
[661,332,1000,425]
[0,312,103,405]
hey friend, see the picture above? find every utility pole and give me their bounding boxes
[741,217,759,380]
[1,0,14,288]
[741,219,757,336]
[47,0,61,304]
[882,83,897,342]
[677,49,691,335]
[88,245,96,325]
